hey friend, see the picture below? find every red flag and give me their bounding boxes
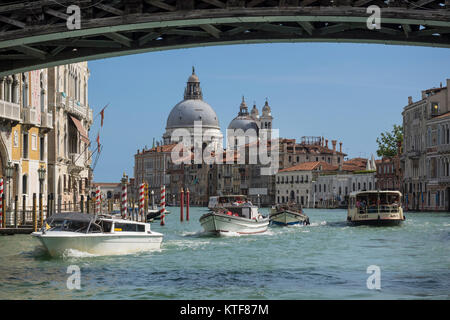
[100,108,105,127]
[100,104,109,127]
[96,133,100,153]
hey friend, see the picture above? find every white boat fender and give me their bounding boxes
[255,214,263,222]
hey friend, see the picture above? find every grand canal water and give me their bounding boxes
[0,208,448,300]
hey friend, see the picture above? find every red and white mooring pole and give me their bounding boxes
[160,185,166,226]
[95,186,101,215]
[121,180,127,218]
[139,183,145,222]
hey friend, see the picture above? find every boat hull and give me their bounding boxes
[32,231,163,257]
[347,217,405,226]
[199,213,269,235]
[269,210,309,226]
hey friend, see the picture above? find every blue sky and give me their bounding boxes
[87,42,450,182]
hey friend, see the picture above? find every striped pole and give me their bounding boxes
[186,188,190,221]
[180,188,184,222]
[0,178,3,227]
[139,183,145,222]
[121,179,127,218]
[95,186,101,215]
[160,185,166,226]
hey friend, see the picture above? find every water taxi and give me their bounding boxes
[200,203,269,235]
[347,190,405,226]
[208,195,247,209]
[32,212,163,257]
[269,203,310,226]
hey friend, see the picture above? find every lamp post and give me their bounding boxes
[38,167,46,195]
[5,161,14,211]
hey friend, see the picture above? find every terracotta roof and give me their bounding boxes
[279,161,338,173]
[140,143,178,154]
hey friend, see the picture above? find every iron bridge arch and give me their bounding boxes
[0,0,449,76]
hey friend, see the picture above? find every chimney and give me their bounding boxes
[332,140,337,152]
[408,96,413,105]
[325,139,328,149]
[339,142,342,153]
[321,136,324,147]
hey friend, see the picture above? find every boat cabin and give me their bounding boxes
[218,205,259,219]
[45,213,149,234]
[348,191,402,214]
[208,195,247,208]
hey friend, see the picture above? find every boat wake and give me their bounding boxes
[62,249,99,259]
[309,221,327,227]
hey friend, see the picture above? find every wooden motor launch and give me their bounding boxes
[200,197,269,235]
[269,203,310,226]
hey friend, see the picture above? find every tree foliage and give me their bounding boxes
[376,124,403,158]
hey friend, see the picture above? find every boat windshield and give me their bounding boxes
[49,219,91,233]
[353,192,401,214]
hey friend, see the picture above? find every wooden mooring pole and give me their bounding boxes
[22,195,26,225]
[32,193,37,232]
[14,196,18,228]
[1,194,5,228]
[39,193,43,228]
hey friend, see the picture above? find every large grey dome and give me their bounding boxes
[228,116,259,133]
[166,99,220,129]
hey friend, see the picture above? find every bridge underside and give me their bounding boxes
[0,0,449,76]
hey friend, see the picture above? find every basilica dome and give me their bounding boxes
[228,97,259,133]
[165,67,220,130]
[166,99,220,129]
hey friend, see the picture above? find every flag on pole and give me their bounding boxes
[100,104,109,127]
[96,133,101,153]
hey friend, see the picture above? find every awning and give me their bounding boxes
[69,115,90,144]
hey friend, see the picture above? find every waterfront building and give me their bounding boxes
[312,169,377,208]
[275,161,337,206]
[134,143,176,203]
[46,63,93,209]
[278,137,346,170]
[0,70,52,212]
[375,152,403,192]
[402,79,450,211]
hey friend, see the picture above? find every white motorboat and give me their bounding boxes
[32,212,163,257]
[200,204,269,235]
[347,190,405,226]
[269,204,310,226]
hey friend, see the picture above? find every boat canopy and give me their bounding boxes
[46,212,96,224]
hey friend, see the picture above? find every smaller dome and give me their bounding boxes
[251,104,259,118]
[228,117,259,133]
[262,99,271,116]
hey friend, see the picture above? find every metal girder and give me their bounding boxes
[0,1,449,76]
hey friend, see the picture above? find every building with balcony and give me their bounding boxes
[47,62,93,208]
[402,79,450,211]
[0,70,51,212]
